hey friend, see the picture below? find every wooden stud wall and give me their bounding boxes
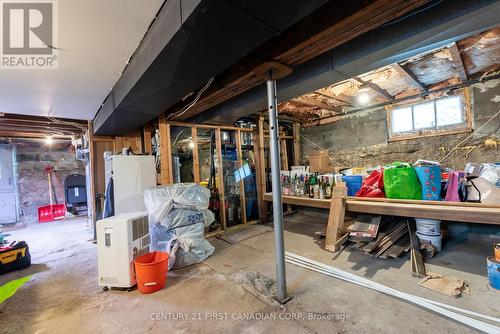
[191,126,200,183]
[235,129,247,224]
[215,128,226,229]
[143,122,153,154]
[157,120,260,230]
[159,115,173,184]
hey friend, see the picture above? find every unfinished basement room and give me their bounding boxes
[1,1,500,333]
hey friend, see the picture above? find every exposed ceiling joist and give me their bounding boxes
[0,113,87,125]
[0,113,85,137]
[291,97,340,112]
[0,128,74,138]
[392,64,427,91]
[352,76,394,100]
[310,72,500,126]
[315,89,359,107]
[0,122,78,133]
[448,42,468,82]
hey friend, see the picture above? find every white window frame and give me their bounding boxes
[387,88,472,141]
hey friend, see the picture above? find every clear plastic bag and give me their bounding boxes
[159,208,214,229]
[144,184,211,223]
[150,221,214,269]
[144,183,215,269]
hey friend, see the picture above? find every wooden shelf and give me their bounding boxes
[264,193,500,225]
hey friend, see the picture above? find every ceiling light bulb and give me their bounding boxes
[357,93,371,105]
[45,137,54,145]
[189,141,195,149]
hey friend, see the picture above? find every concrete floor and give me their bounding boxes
[0,213,498,333]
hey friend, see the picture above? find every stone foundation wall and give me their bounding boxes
[15,140,85,224]
[301,79,500,170]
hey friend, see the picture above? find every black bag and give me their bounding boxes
[0,241,31,274]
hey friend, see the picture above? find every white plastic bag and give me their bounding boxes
[479,164,500,187]
[467,177,500,204]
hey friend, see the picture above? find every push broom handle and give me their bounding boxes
[48,172,53,206]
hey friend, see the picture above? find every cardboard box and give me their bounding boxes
[309,150,330,172]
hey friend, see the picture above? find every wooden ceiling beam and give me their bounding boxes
[392,63,427,91]
[448,42,468,82]
[315,89,359,107]
[290,97,341,112]
[353,76,394,100]
[0,125,73,136]
[0,113,87,125]
[0,130,73,139]
[0,120,81,132]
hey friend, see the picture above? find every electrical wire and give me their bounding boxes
[171,129,185,149]
[168,77,215,120]
[46,115,87,132]
[439,109,500,164]
[300,133,347,167]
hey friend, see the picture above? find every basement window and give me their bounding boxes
[387,92,471,141]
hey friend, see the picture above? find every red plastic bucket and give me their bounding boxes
[134,251,169,294]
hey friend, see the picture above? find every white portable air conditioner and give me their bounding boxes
[97,212,150,289]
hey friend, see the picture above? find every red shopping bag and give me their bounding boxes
[355,169,385,198]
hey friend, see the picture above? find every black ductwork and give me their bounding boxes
[93,0,328,135]
[191,0,500,124]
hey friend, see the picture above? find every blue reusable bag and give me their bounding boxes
[415,166,441,200]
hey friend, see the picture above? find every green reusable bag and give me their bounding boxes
[383,162,422,200]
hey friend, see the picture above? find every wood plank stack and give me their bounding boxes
[347,216,427,276]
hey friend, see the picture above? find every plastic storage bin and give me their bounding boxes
[342,175,363,196]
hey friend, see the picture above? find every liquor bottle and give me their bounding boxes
[313,174,320,199]
[304,175,310,198]
[299,175,305,197]
[293,174,299,196]
[288,176,292,196]
[325,176,332,199]
[309,174,315,198]
[319,176,325,199]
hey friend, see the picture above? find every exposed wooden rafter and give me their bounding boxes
[316,89,360,107]
[0,113,86,138]
[392,63,427,91]
[448,42,468,82]
[291,97,341,112]
[352,76,394,100]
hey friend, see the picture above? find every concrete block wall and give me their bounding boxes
[14,140,85,224]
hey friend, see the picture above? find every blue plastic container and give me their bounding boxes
[342,175,363,196]
[487,257,500,290]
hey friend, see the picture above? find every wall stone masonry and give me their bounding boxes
[300,79,500,239]
[13,140,85,224]
[301,79,500,170]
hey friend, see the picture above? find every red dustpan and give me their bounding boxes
[38,166,66,223]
